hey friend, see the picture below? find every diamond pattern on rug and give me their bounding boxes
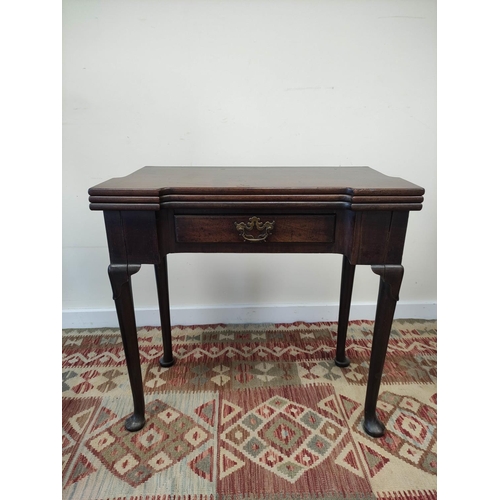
[221,397,345,482]
[86,399,213,487]
[218,385,372,496]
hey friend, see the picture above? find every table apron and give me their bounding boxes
[103,208,409,266]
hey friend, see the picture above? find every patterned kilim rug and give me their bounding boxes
[62,319,437,500]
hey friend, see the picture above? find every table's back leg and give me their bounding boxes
[335,255,356,367]
[154,256,175,368]
[108,263,146,432]
[363,264,404,437]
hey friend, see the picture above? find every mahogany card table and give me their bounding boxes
[89,166,424,437]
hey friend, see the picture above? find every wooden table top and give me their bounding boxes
[89,167,424,211]
[90,166,423,195]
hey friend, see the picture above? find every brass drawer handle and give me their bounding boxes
[234,216,275,242]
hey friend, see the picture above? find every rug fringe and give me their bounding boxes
[377,490,437,500]
[108,495,217,500]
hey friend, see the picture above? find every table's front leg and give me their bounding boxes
[108,263,146,432]
[363,264,404,437]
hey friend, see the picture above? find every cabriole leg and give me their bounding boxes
[363,265,404,437]
[108,263,145,432]
[154,256,175,368]
[335,255,356,367]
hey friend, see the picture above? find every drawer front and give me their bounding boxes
[175,214,335,244]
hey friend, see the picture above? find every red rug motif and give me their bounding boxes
[62,320,437,499]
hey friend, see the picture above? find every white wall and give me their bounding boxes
[62,0,436,327]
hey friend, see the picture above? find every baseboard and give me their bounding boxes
[62,302,436,329]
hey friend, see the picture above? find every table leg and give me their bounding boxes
[154,256,175,368]
[363,264,404,437]
[335,255,355,367]
[108,263,146,432]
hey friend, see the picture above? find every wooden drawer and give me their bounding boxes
[174,214,335,244]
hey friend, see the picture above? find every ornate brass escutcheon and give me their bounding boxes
[234,216,275,242]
